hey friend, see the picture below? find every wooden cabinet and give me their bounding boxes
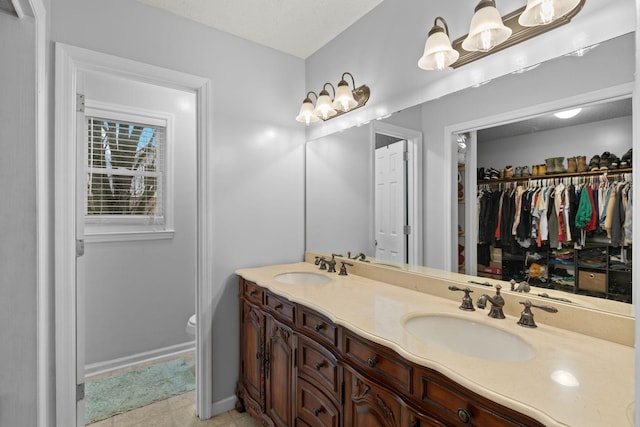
[237,277,544,427]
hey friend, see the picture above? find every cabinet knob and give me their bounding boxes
[249,290,256,296]
[255,351,262,360]
[313,406,324,417]
[315,361,324,371]
[314,323,324,332]
[367,356,377,368]
[274,303,283,310]
[457,408,472,424]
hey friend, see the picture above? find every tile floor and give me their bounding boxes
[86,352,259,427]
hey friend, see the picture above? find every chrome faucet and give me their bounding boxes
[338,261,353,276]
[448,286,475,311]
[477,284,505,319]
[327,255,337,273]
[316,256,328,270]
[348,252,368,262]
[517,300,558,328]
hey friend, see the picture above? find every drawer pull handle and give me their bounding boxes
[313,407,324,417]
[589,273,595,279]
[457,408,472,424]
[315,361,324,370]
[249,290,257,296]
[367,356,377,368]
[274,303,283,310]
[256,351,262,360]
[314,323,324,332]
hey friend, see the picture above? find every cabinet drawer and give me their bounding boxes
[343,330,412,394]
[265,292,295,323]
[579,270,606,293]
[298,336,340,398]
[297,377,340,427]
[417,370,543,427]
[244,280,264,305]
[298,306,339,347]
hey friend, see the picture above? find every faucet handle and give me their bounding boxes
[338,261,353,276]
[517,300,558,328]
[448,285,475,311]
[318,256,327,270]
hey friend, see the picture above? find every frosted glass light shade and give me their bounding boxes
[519,0,581,26]
[313,91,337,120]
[418,30,460,70]
[295,99,319,125]
[462,2,512,52]
[332,82,358,112]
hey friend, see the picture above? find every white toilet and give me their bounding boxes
[186,314,196,338]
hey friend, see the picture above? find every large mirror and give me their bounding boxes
[305,32,634,316]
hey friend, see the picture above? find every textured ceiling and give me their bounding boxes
[478,97,632,142]
[136,0,384,58]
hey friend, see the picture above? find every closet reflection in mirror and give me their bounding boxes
[471,97,632,308]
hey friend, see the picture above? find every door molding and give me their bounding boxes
[442,83,634,272]
[371,122,423,266]
[54,43,214,425]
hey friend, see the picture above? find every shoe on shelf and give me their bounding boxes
[478,167,485,180]
[621,148,632,168]
[521,165,531,176]
[532,165,539,176]
[567,157,577,173]
[588,155,600,171]
[489,168,500,179]
[599,151,612,170]
[545,158,555,174]
[554,157,566,173]
[609,154,620,169]
[514,166,522,177]
[538,164,546,175]
[505,165,513,178]
[576,155,588,172]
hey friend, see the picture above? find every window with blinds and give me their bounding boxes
[86,116,166,224]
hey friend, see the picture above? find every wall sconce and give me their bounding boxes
[418,0,585,70]
[296,72,370,125]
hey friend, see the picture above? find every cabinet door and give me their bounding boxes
[344,367,414,427]
[265,315,295,427]
[241,301,265,407]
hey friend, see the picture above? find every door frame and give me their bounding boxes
[54,43,214,425]
[371,122,423,266]
[442,83,634,272]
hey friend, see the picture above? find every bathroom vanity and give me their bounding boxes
[235,256,634,426]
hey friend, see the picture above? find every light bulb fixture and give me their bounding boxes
[418,17,459,70]
[295,72,370,124]
[295,92,320,126]
[420,0,585,70]
[554,108,582,119]
[519,0,582,26]
[462,0,512,52]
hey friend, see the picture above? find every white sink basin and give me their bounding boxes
[404,315,535,362]
[273,272,332,285]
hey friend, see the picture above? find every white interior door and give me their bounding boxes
[374,140,407,263]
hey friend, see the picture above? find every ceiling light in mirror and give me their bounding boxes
[554,108,582,119]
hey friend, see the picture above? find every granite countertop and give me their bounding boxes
[236,261,634,427]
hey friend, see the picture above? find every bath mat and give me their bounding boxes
[85,358,195,424]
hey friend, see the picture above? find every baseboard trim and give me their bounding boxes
[208,395,237,418]
[85,341,195,378]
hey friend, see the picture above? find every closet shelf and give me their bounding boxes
[478,167,632,184]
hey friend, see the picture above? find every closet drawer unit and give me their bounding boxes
[342,330,413,394]
[296,378,340,427]
[578,270,606,293]
[298,336,340,398]
[244,280,264,305]
[298,306,339,347]
[264,292,295,324]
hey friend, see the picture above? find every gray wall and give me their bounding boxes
[82,72,198,366]
[477,116,633,171]
[0,10,37,427]
[50,0,305,411]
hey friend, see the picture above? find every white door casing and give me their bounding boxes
[55,43,214,426]
[375,140,406,263]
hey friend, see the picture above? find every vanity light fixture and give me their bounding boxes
[296,72,370,125]
[462,0,512,53]
[418,17,459,70]
[418,0,585,70]
[519,0,582,26]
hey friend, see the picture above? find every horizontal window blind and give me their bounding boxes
[86,116,166,223]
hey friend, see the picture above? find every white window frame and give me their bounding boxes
[84,100,175,242]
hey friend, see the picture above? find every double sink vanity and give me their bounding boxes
[235,252,634,426]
